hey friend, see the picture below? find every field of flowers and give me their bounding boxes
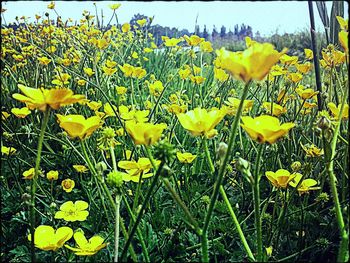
[1,2,349,262]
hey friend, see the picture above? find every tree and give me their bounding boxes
[212,25,218,40]
[203,25,209,40]
[220,25,226,38]
[195,25,200,36]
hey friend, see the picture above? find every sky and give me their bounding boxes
[1,1,349,37]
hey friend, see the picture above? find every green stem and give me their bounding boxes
[324,86,349,262]
[30,109,50,262]
[114,195,121,263]
[219,185,255,261]
[201,81,251,262]
[253,144,264,262]
[203,138,215,173]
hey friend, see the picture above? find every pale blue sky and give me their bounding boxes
[2,1,349,36]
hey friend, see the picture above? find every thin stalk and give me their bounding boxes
[219,185,255,261]
[30,109,50,262]
[114,195,121,263]
[201,81,251,262]
[252,144,264,262]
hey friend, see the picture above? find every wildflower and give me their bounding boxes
[28,225,73,251]
[304,48,313,60]
[149,80,164,96]
[289,173,321,195]
[62,179,75,193]
[2,111,10,120]
[118,157,161,182]
[109,3,121,10]
[214,67,229,82]
[73,165,88,173]
[83,67,95,77]
[103,103,118,117]
[327,102,349,120]
[137,18,147,27]
[179,68,192,80]
[105,59,117,68]
[164,37,182,47]
[216,43,286,83]
[295,62,312,74]
[176,107,226,138]
[190,75,206,85]
[77,79,87,86]
[265,246,273,257]
[125,121,167,145]
[54,200,89,222]
[116,86,127,95]
[37,56,51,66]
[265,169,296,188]
[295,85,319,100]
[11,107,31,118]
[280,54,298,65]
[102,66,117,76]
[12,84,85,111]
[121,23,130,33]
[339,31,348,54]
[301,143,324,157]
[200,41,213,52]
[287,72,303,83]
[184,34,204,46]
[23,168,35,179]
[87,101,102,111]
[56,114,102,140]
[176,152,197,164]
[291,161,302,172]
[262,102,286,117]
[241,115,295,144]
[224,97,253,115]
[65,230,107,256]
[2,146,16,155]
[336,16,348,31]
[47,170,59,181]
[47,1,55,9]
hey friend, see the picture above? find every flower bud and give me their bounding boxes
[317,116,331,130]
[106,171,123,188]
[95,161,108,173]
[216,142,228,160]
[290,161,302,172]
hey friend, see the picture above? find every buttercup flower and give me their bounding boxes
[65,230,107,256]
[28,225,73,251]
[224,97,253,115]
[301,143,324,157]
[55,200,89,222]
[47,170,59,181]
[1,146,17,155]
[265,169,296,188]
[296,85,319,100]
[11,107,31,118]
[118,157,161,182]
[23,168,35,179]
[327,102,349,120]
[289,173,321,195]
[12,84,85,111]
[62,179,75,192]
[176,107,226,138]
[125,121,167,145]
[176,152,197,164]
[241,115,295,144]
[183,34,204,46]
[262,102,286,117]
[216,42,287,83]
[73,165,88,173]
[56,114,103,140]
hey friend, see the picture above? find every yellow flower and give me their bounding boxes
[262,102,287,117]
[265,169,296,188]
[149,80,164,96]
[295,62,312,74]
[164,37,182,47]
[190,75,206,85]
[77,79,87,86]
[224,97,253,115]
[62,179,75,193]
[179,68,192,80]
[12,84,85,111]
[11,107,31,118]
[176,152,197,164]
[176,107,226,138]
[118,157,161,182]
[109,3,121,10]
[122,23,130,33]
[137,18,147,26]
[241,115,295,144]
[105,59,117,68]
[336,16,348,31]
[279,54,298,65]
[2,146,16,156]
[2,111,10,120]
[304,48,313,60]
[200,41,213,52]
[125,121,167,145]
[87,101,102,111]
[28,225,73,251]
[300,143,324,157]
[327,102,349,120]
[289,173,321,195]
[339,31,348,54]
[245,36,257,48]
[37,56,51,66]
[73,165,88,173]
[55,201,89,222]
[65,230,107,256]
[23,167,35,179]
[83,67,95,77]
[295,85,319,100]
[214,67,229,82]
[265,246,273,257]
[287,72,303,83]
[47,170,59,181]
[116,86,127,95]
[183,35,204,46]
[47,1,55,9]
[216,43,286,83]
[56,114,102,140]
[102,66,117,76]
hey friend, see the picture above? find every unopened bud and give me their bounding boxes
[96,161,108,173]
[216,142,228,160]
[106,171,123,187]
[317,116,331,130]
[290,161,302,172]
